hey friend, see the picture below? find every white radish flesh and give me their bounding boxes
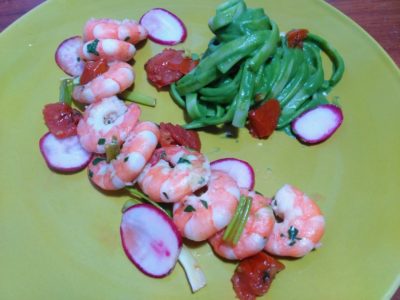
[120,204,182,278]
[291,104,343,145]
[210,158,255,190]
[178,246,207,293]
[140,8,187,45]
[55,36,85,76]
[39,132,92,173]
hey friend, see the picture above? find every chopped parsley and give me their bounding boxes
[124,156,129,162]
[158,150,167,161]
[92,157,106,166]
[87,39,99,56]
[162,192,169,200]
[177,157,191,164]
[98,138,106,145]
[200,200,208,209]
[124,36,130,41]
[184,205,196,213]
[197,177,206,185]
[288,226,301,246]
[88,170,94,178]
[262,271,270,282]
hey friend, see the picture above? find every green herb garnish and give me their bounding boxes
[184,205,196,213]
[59,78,75,106]
[122,89,157,107]
[162,192,169,200]
[124,187,170,216]
[288,225,301,246]
[222,195,252,245]
[177,157,191,164]
[92,157,106,166]
[197,177,206,185]
[200,200,208,209]
[105,136,120,163]
[87,39,99,56]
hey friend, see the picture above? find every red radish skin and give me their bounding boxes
[120,204,182,278]
[55,36,85,76]
[140,8,187,45]
[210,158,255,190]
[39,132,92,173]
[291,104,344,145]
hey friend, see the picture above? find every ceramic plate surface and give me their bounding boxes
[0,0,399,299]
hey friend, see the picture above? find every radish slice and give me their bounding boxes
[210,158,255,190]
[291,104,344,145]
[120,204,182,278]
[140,8,187,45]
[55,36,85,76]
[39,132,92,173]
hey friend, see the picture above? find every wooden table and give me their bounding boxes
[0,0,399,299]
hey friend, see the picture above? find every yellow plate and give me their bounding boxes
[0,0,399,299]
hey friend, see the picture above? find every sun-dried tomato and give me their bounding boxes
[159,122,201,151]
[79,58,109,85]
[286,29,309,48]
[248,99,281,139]
[231,252,285,300]
[43,102,81,138]
[145,49,198,89]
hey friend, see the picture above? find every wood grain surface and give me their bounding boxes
[327,0,400,67]
[0,0,399,299]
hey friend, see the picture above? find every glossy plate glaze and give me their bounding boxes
[0,0,399,299]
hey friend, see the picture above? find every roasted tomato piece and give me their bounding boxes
[43,102,82,138]
[145,49,199,89]
[286,29,309,48]
[79,58,109,85]
[159,122,201,151]
[248,99,281,139]
[167,52,198,74]
[231,252,285,300]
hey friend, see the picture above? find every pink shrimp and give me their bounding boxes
[137,145,211,203]
[88,121,159,191]
[81,39,136,62]
[208,189,275,260]
[264,184,325,258]
[172,170,240,242]
[83,18,147,44]
[77,96,140,153]
[72,61,134,104]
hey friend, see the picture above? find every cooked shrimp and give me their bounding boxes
[83,18,147,44]
[264,184,325,258]
[209,189,275,260]
[77,96,140,153]
[113,121,160,184]
[81,39,136,62]
[72,61,134,104]
[172,170,240,242]
[137,145,211,203]
[88,121,159,191]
